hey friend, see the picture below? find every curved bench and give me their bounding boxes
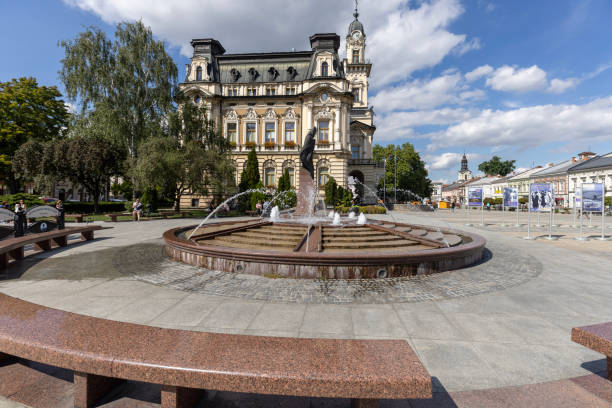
[572,322,612,381]
[0,293,431,408]
[0,225,103,271]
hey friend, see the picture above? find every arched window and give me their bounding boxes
[319,167,329,187]
[286,168,295,187]
[321,61,328,77]
[265,168,276,187]
[196,66,202,81]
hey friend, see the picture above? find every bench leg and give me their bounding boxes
[8,247,24,261]
[161,385,204,408]
[0,253,8,271]
[74,371,122,408]
[351,399,379,408]
[34,239,52,251]
[52,236,68,247]
[81,231,94,241]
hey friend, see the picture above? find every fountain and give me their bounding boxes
[164,128,486,279]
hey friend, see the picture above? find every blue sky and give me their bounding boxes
[2,0,612,183]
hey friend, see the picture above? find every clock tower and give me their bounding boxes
[345,0,370,109]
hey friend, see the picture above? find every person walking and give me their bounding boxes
[451,201,456,213]
[55,200,65,230]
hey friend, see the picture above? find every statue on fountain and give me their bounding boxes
[299,127,316,179]
[295,127,317,215]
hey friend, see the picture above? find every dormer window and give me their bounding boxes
[268,67,279,81]
[196,66,202,81]
[321,61,329,77]
[230,68,241,82]
[287,66,298,80]
[248,68,259,81]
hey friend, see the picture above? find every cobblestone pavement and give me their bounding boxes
[112,240,540,304]
[0,215,611,395]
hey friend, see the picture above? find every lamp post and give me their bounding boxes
[394,150,397,204]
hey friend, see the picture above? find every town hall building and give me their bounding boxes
[179,7,383,208]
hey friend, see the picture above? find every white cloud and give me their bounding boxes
[427,96,612,151]
[424,152,481,171]
[360,0,474,87]
[485,65,548,92]
[465,64,493,82]
[547,78,579,94]
[375,108,477,141]
[372,72,486,113]
[63,0,476,89]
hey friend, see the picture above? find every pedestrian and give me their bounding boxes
[132,198,143,221]
[14,201,26,237]
[451,201,455,212]
[486,202,491,211]
[55,200,65,230]
[255,201,263,216]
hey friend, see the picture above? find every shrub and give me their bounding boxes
[284,141,296,148]
[0,193,45,208]
[324,177,337,206]
[334,205,386,214]
[264,142,276,149]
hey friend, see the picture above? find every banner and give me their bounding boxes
[581,183,604,212]
[503,187,518,207]
[468,187,483,207]
[529,183,553,211]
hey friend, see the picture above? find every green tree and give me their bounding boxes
[275,169,297,208]
[250,181,266,211]
[59,21,178,196]
[373,143,432,199]
[238,148,260,210]
[133,136,234,212]
[478,156,516,176]
[324,177,337,206]
[0,77,69,193]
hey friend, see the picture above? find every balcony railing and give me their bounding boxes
[348,159,384,168]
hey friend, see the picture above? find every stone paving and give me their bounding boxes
[0,214,611,399]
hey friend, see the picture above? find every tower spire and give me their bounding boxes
[354,0,359,19]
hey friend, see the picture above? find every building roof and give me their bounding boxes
[218,57,312,84]
[442,177,480,192]
[465,176,500,186]
[530,159,574,177]
[568,152,612,172]
[507,166,544,181]
[491,174,515,184]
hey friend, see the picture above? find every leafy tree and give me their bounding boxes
[277,169,290,192]
[0,77,69,193]
[275,169,297,208]
[133,136,234,212]
[478,156,516,176]
[238,148,260,210]
[373,142,432,199]
[59,21,178,196]
[336,185,353,207]
[324,177,337,206]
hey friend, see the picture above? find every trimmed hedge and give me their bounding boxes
[334,205,386,214]
[63,201,127,214]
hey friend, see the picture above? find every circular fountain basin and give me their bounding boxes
[163,219,486,279]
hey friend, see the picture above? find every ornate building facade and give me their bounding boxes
[178,9,382,208]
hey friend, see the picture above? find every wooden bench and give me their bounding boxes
[105,212,131,222]
[66,213,84,222]
[572,322,612,381]
[158,210,192,219]
[0,293,431,408]
[0,225,103,271]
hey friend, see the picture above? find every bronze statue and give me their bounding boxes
[299,127,317,179]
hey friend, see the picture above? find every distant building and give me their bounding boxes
[430,182,443,202]
[177,5,383,208]
[567,152,612,207]
[457,154,472,181]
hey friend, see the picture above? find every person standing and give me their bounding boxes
[55,200,65,230]
[132,198,143,221]
[14,201,26,237]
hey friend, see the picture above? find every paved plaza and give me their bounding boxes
[0,211,611,407]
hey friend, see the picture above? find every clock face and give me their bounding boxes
[352,31,361,40]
